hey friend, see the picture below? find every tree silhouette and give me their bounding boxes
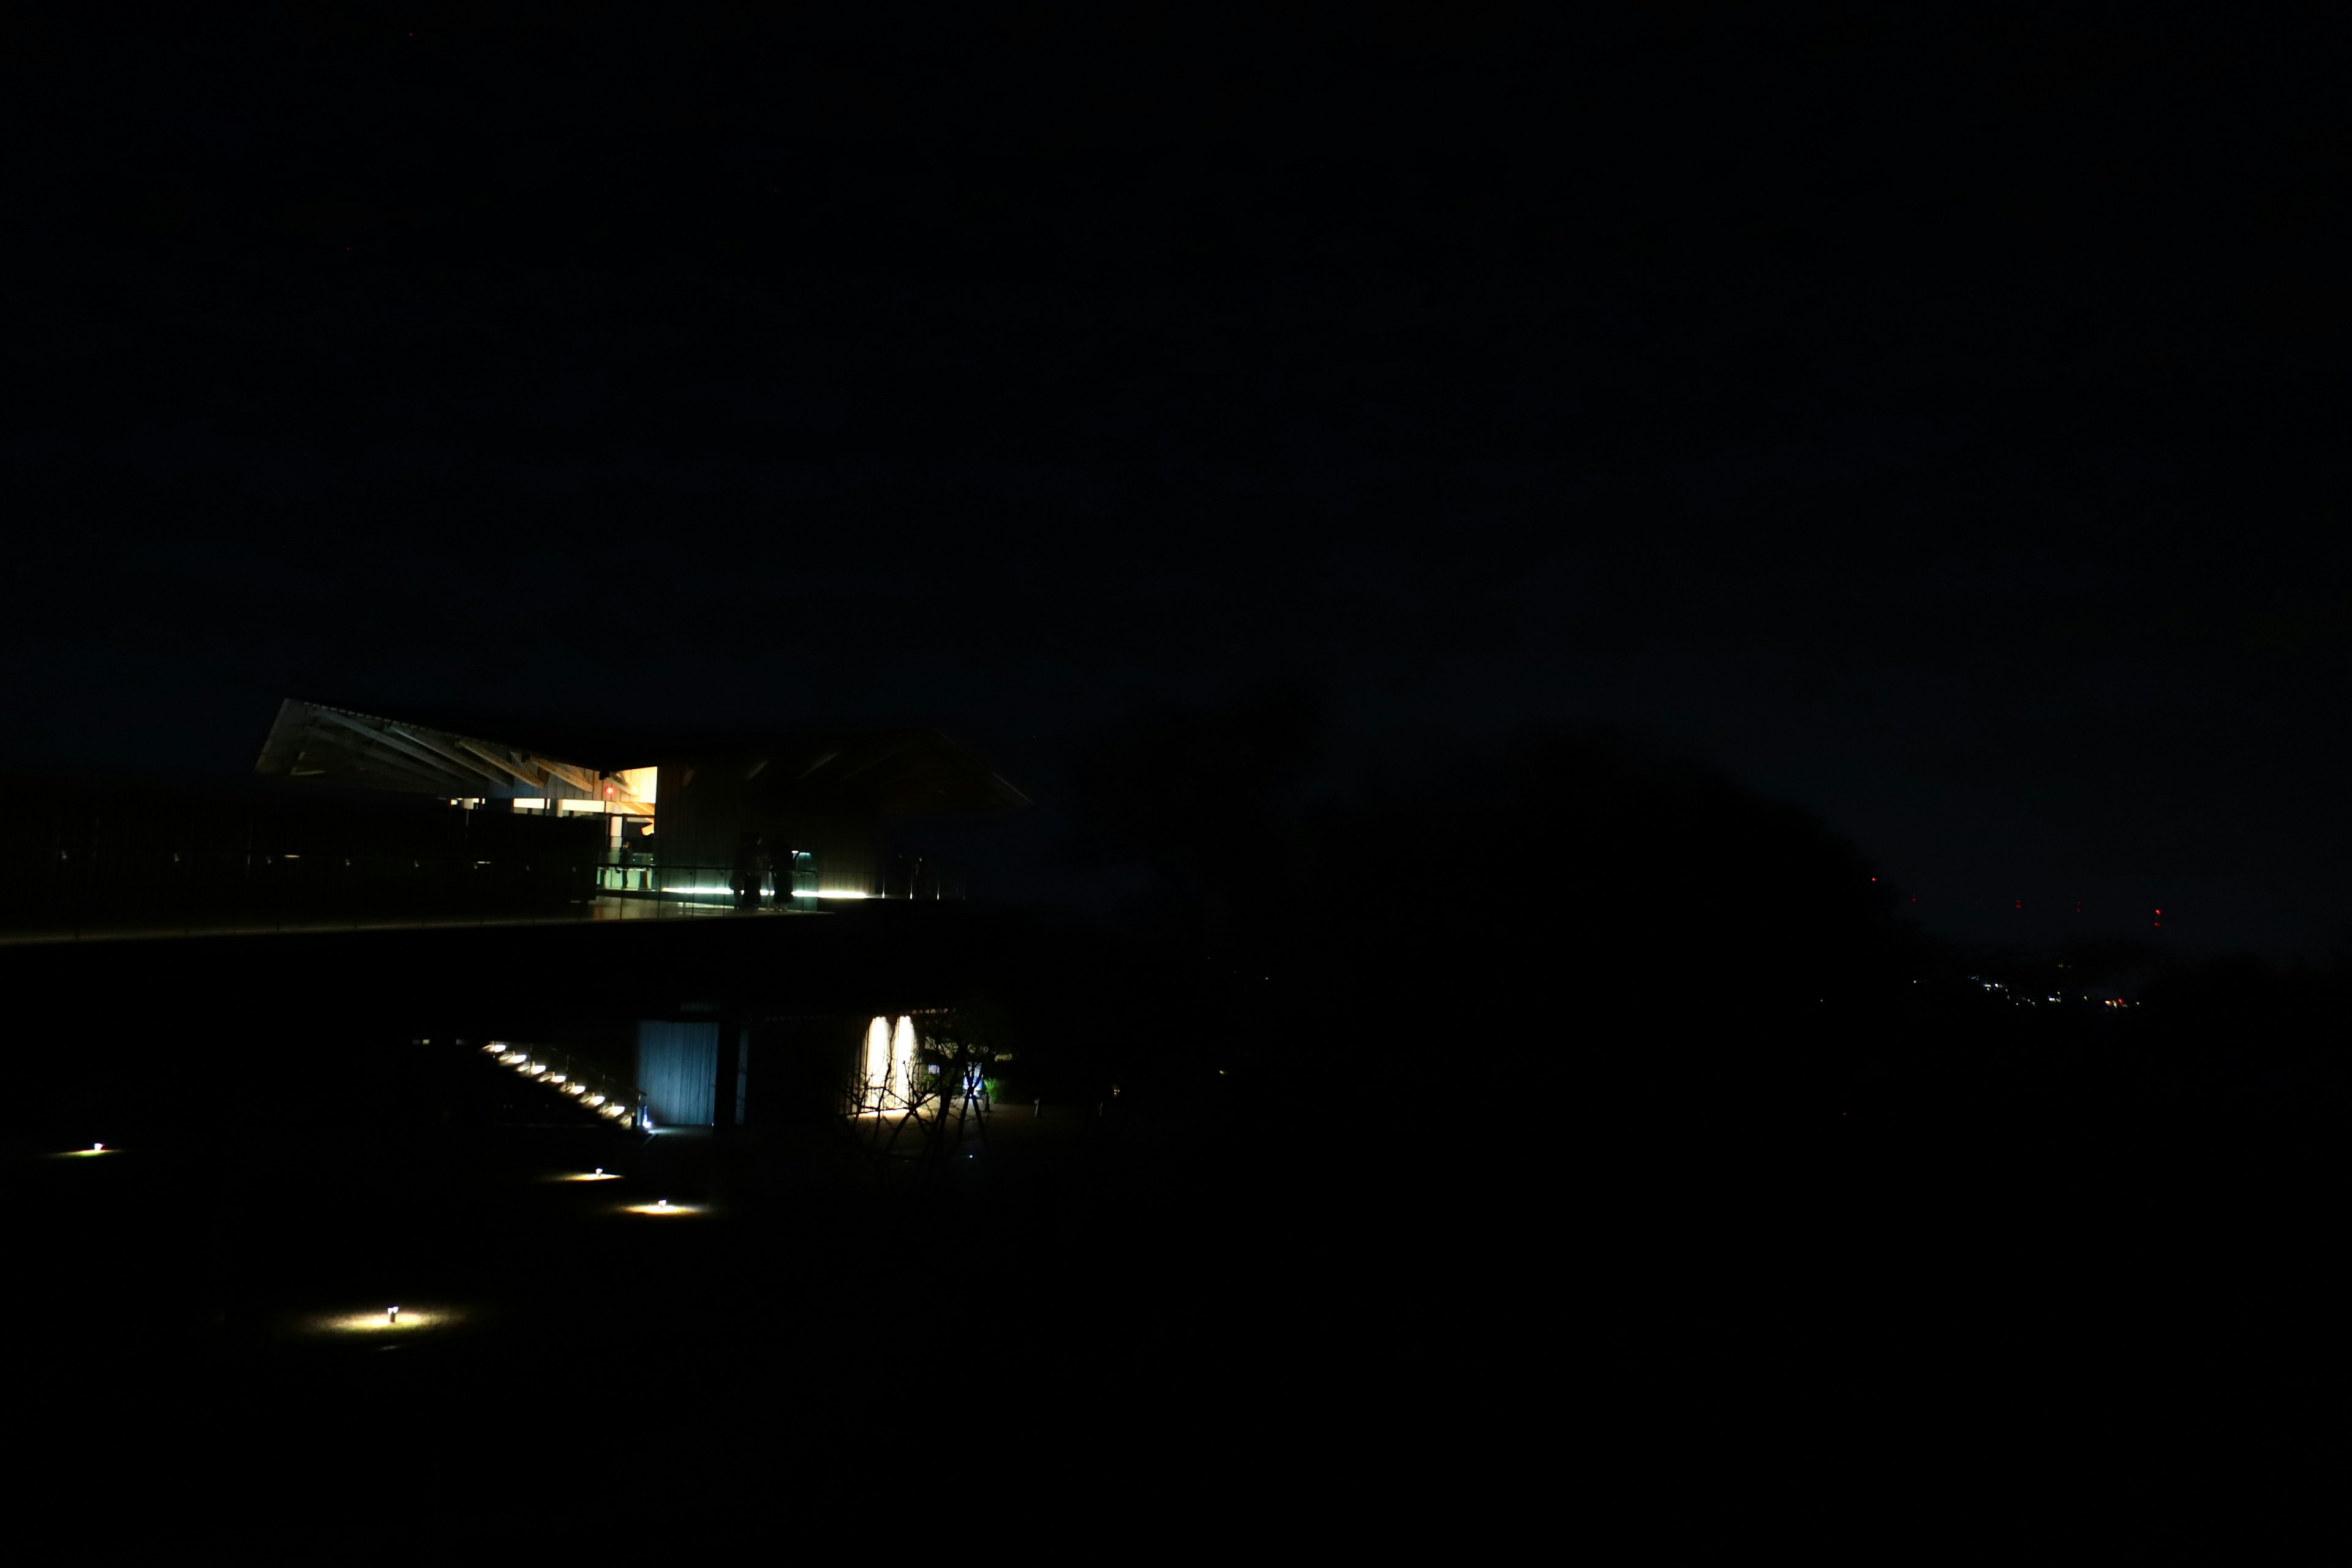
[1056,701,1930,1114]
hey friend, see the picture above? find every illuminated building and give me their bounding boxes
[252,698,1030,904]
[5,700,1029,1147]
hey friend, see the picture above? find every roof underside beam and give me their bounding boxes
[258,699,611,799]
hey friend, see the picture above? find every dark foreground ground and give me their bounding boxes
[9,1053,2334,1544]
[11,1083,1456,1542]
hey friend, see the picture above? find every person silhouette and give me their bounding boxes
[731,832,764,913]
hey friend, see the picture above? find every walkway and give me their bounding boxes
[0,895,827,946]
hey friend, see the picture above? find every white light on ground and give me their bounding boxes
[622,1199,704,1216]
[560,1170,620,1182]
[63,1145,116,1158]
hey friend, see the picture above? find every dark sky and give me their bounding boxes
[6,7,2345,960]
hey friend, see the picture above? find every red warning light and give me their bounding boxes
[2015,899,2023,910]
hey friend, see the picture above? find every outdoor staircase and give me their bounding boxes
[476,1040,647,1128]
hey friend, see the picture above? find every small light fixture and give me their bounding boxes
[387,1306,401,1324]
[92,1142,104,1152]
[594,1167,603,1175]
[657,1199,669,1209]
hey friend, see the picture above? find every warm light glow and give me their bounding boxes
[623,1200,703,1216]
[858,1015,925,1110]
[546,1074,566,1083]
[584,1093,606,1107]
[301,1305,463,1335]
[559,1170,620,1182]
[565,1082,586,1095]
[864,1016,891,1109]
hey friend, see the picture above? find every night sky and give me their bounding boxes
[6,7,2344,960]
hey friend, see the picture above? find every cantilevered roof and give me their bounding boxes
[254,699,1031,815]
[254,699,619,801]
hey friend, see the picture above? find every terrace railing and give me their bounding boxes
[0,855,957,943]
